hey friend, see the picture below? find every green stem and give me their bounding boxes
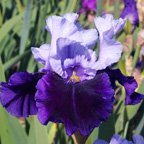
[0,57,6,81]
[96,0,103,16]
[72,131,88,144]
[135,113,144,134]
[123,121,129,138]
[114,0,119,18]
[132,45,141,70]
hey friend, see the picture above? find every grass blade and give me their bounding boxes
[4,50,30,71]
[19,0,33,54]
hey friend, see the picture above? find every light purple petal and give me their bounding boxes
[94,38,122,70]
[132,134,144,144]
[45,13,98,57]
[94,140,108,144]
[80,29,98,48]
[0,72,43,117]
[93,14,124,69]
[56,38,96,80]
[88,49,97,62]
[94,134,144,144]
[49,58,63,77]
[31,44,50,65]
[63,55,96,80]
[63,13,79,23]
[57,38,90,62]
[94,14,125,40]
[94,14,114,36]
[110,134,132,144]
[46,15,82,56]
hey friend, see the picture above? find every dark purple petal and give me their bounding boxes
[74,72,114,136]
[0,72,43,117]
[35,71,114,136]
[120,0,139,26]
[35,72,77,135]
[104,68,144,105]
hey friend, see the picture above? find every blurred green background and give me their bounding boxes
[0,0,144,144]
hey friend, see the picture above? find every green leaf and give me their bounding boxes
[86,128,99,144]
[118,58,126,75]
[0,12,24,42]
[26,56,36,72]
[47,123,57,144]
[134,113,144,134]
[132,45,141,69]
[15,0,24,13]
[98,114,115,141]
[115,107,125,134]
[0,57,5,81]
[115,88,125,134]
[28,117,49,144]
[123,121,129,138]
[126,104,141,120]
[0,107,27,144]
[96,0,103,16]
[124,19,132,35]
[19,0,33,54]
[4,50,30,71]
[114,0,120,18]
[0,11,3,26]
[65,0,77,13]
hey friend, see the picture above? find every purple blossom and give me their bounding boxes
[35,71,114,136]
[120,0,139,26]
[101,68,144,105]
[32,13,126,135]
[0,13,143,136]
[32,13,98,61]
[94,134,144,144]
[34,35,117,135]
[94,14,125,70]
[0,72,43,117]
[79,0,97,14]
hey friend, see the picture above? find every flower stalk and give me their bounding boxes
[72,131,88,144]
[132,45,141,69]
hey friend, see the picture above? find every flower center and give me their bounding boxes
[69,71,80,82]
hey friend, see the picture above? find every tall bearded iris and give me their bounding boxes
[120,0,139,27]
[0,13,144,136]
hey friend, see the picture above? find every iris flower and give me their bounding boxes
[94,134,144,144]
[120,0,139,26]
[79,0,97,14]
[0,13,143,136]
